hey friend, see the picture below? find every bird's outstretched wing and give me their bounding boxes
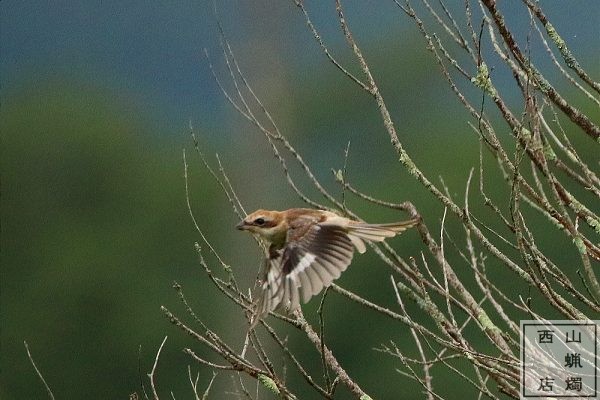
[251,217,418,326]
[253,223,354,324]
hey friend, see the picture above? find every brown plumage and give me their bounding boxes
[237,208,418,326]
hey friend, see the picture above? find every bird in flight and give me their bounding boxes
[237,208,418,326]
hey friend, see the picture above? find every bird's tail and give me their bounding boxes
[347,218,419,253]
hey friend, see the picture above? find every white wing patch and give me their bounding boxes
[288,253,316,279]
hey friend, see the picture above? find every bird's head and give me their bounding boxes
[236,209,285,243]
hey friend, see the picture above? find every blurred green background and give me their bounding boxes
[2,2,598,399]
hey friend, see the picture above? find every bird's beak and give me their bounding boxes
[236,220,248,230]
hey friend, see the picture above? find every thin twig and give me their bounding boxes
[24,341,56,400]
[148,336,168,400]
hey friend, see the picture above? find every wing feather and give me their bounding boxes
[348,234,367,253]
[312,261,334,287]
[297,271,313,303]
[288,277,300,310]
[311,252,343,279]
[304,266,323,295]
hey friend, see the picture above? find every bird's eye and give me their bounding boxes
[254,217,265,225]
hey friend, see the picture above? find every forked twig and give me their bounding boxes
[148,336,168,400]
